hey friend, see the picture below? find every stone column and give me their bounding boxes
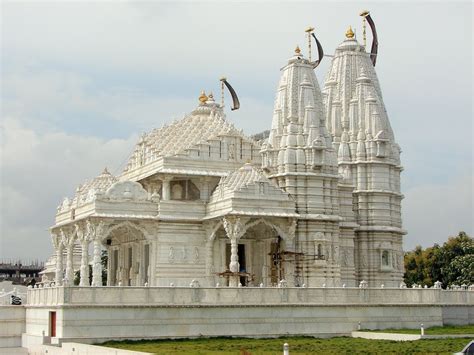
[228,237,240,287]
[91,238,102,287]
[65,241,74,286]
[205,239,214,286]
[199,177,211,201]
[282,228,297,287]
[55,240,64,286]
[229,238,239,271]
[223,216,246,287]
[107,247,113,286]
[161,176,172,200]
[79,239,90,286]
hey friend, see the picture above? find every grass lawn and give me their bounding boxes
[101,336,472,354]
[365,324,474,335]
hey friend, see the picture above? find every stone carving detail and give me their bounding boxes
[59,198,71,212]
[103,181,149,201]
[228,143,235,160]
[193,247,199,264]
[360,251,368,268]
[223,216,246,241]
[168,247,175,264]
[398,252,404,271]
[341,249,348,267]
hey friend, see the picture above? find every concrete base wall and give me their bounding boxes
[442,305,474,325]
[20,287,474,346]
[23,304,473,344]
[0,306,25,348]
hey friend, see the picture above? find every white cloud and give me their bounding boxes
[0,117,137,260]
[403,175,473,250]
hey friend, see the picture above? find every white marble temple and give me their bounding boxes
[46,30,406,291]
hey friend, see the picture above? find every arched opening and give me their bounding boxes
[105,222,150,286]
[212,218,295,287]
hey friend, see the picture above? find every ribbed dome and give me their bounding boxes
[124,101,256,172]
[73,168,118,206]
[218,163,271,192]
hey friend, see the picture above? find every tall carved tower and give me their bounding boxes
[261,47,349,286]
[322,26,405,287]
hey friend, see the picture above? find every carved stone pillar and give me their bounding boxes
[199,177,212,201]
[106,247,112,286]
[223,216,247,287]
[161,176,172,200]
[65,242,74,286]
[79,239,90,286]
[61,229,75,287]
[205,239,214,286]
[91,238,102,287]
[229,238,239,273]
[53,234,64,286]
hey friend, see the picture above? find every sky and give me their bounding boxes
[1,1,472,262]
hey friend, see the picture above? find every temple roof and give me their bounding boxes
[218,163,270,192]
[323,36,394,141]
[123,98,259,173]
[267,48,331,151]
[74,168,118,202]
[322,35,400,164]
[207,163,296,218]
[57,168,118,213]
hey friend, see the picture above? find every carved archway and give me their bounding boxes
[102,221,152,242]
[241,218,296,242]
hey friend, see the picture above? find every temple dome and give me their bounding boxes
[215,163,275,193]
[57,168,118,212]
[123,101,258,172]
[207,163,296,219]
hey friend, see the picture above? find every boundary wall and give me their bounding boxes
[21,286,474,345]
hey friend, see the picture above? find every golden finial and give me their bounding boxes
[345,26,355,39]
[294,45,301,54]
[199,90,208,104]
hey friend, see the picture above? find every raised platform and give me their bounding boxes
[19,286,474,345]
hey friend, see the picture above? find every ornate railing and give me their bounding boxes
[26,285,473,307]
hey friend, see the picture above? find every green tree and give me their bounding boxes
[404,232,473,288]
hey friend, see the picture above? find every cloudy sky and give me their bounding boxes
[1,1,472,261]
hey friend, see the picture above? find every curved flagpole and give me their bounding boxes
[310,32,324,68]
[360,10,378,66]
[220,77,240,111]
